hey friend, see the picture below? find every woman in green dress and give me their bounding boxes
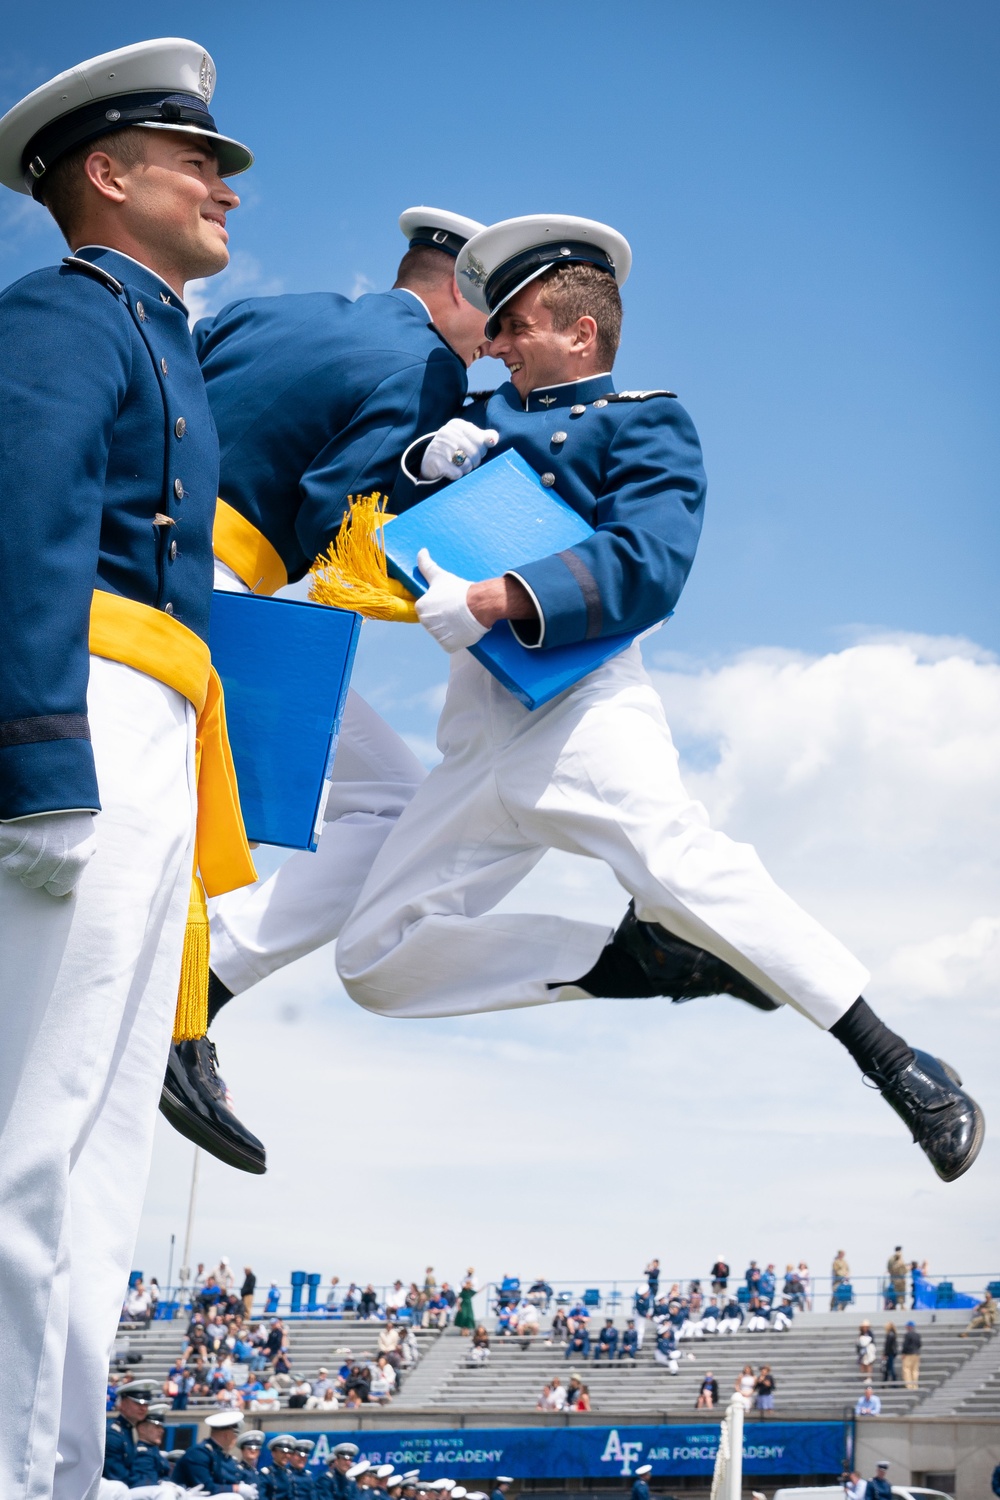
[455,1278,477,1333]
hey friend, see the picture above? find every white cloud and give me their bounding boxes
[186,251,284,326]
[137,633,1000,1294]
[350,273,376,300]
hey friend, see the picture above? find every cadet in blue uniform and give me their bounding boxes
[103,1380,157,1484]
[632,1463,653,1500]
[171,1408,246,1490]
[287,1439,318,1496]
[0,39,254,1500]
[491,1476,513,1500]
[264,1434,301,1499]
[317,1442,361,1500]
[594,1320,619,1360]
[337,212,984,1186]
[619,1320,640,1360]
[159,206,490,1175]
[128,1402,173,1487]
[235,1428,268,1489]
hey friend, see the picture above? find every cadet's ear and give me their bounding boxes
[571,314,598,352]
[83,150,130,204]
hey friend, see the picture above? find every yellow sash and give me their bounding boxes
[89,589,257,1038]
[213,498,288,597]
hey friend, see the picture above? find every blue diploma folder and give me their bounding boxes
[384,450,641,709]
[210,591,361,850]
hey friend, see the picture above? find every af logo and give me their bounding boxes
[601,1430,645,1476]
[461,253,488,288]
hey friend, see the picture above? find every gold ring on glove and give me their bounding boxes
[451,450,467,466]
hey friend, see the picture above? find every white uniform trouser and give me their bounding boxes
[207,562,425,994]
[0,658,196,1500]
[337,647,869,1025]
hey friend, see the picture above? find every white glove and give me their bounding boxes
[420,417,498,482]
[237,1485,259,1499]
[414,549,489,654]
[0,810,96,897]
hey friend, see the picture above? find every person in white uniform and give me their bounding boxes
[335,213,984,1185]
[0,40,254,1500]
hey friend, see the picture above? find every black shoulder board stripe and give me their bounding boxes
[464,389,497,402]
[605,389,677,402]
[62,256,124,295]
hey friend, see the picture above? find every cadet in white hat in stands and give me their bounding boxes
[0,40,255,1500]
[336,211,983,1185]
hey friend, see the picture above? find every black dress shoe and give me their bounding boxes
[869,1049,984,1183]
[159,1036,266,1174]
[584,901,780,1009]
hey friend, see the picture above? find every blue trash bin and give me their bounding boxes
[306,1273,321,1313]
[290,1271,306,1315]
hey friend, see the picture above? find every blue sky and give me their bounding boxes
[3,2,998,1290]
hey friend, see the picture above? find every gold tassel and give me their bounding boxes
[173,873,210,1042]
[309,492,419,622]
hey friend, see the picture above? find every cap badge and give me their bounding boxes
[460,252,487,288]
[199,53,215,103]
[538,394,557,407]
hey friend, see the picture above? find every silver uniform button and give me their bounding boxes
[570,404,586,416]
[174,417,187,438]
[160,358,168,375]
[135,300,146,321]
[540,472,556,487]
[551,431,568,444]
[593,398,608,408]
[173,478,184,499]
[163,602,174,615]
[169,539,178,561]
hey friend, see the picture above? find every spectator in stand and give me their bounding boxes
[718,1298,742,1336]
[644,1259,661,1298]
[886,1247,907,1309]
[148,1278,160,1316]
[655,1323,679,1371]
[345,1363,372,1402]
[440,1281,457,1313]
[901,1322,922,1390]
[798,1262,812,1310]
[214,1256,235,1291]
[265,1317,287,1366]
[164,1361,193,1411]
[360,1283,380,1319]
[696,1373,719,1409]
[215,1378,244,1410]
[324,1275,341,1314]
[857,1321,877,1377]
[548,1309,570,1345]
[866,1461,893,1500]
[249,1375,282,1412]
[736,1364,756,1410]
[470,1325,491,1364]
[882,1323,898,1382]
[772,1298,795,1332]
[594,1319,619,1360]
[264,1282,281,1315]
[855,1384,881,1416]
[575,1383,592,1411]
[424,1266,437,1296]
[288,1374,312,1408]
[527,1276,553,1309]
[241,1265,256,1317]
[550,1376,567,1409]
[783,1265,806,1311]
[711,1260,730,1293]
[831,1251,851,1309]
[537,1382,558,1410]
[379,1320,402,1367]
[343,1388,363,1410]
[385,1279,406,1315]
[565,1374,584,1407]
[619,1319,640,1360]
[455,1278,477,1334]
[342,1283,359,1315]
[517,1300,541,1344]
[745,1261,762,1297]
[425,1291,451,1329]
[566,1323,591,1360]
[124,1279,152,1324]
[307,1381,340,1412]
[759,1265,777,1303]
[371,1354,397,1403]
[960,1292,998,1336]
[754,1366,775,1414]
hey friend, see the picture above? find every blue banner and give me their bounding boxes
[279,1423,847,1479]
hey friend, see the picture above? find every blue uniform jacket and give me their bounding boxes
[396,372,705,650]
[632,1480,651,1500]
[102,1415,137,1482]
[172,1434,244,1489]
[130,1440,171,1484]
[288,1467,317,1496]
[194,288,468,582]
[0,246,218,820]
